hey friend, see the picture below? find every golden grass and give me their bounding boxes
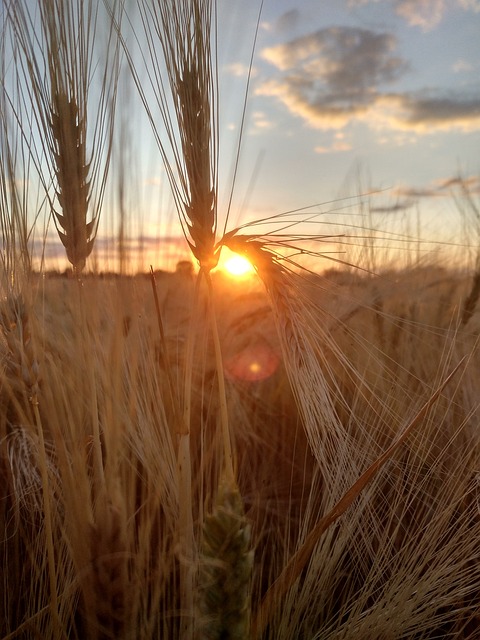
[2,1,480,638]
[0,270,478,638]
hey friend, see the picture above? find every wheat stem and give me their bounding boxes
[204,269,234,484]
[32,402,63,637]
[176,271,205,640]
[252,356,467,636]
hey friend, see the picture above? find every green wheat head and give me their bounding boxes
[197,476,254,640]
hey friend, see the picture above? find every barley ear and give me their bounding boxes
[1,293,40,410]
[50,91,94,274]
[196,476,253,640]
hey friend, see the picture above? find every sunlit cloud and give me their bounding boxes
[373,92,480,132]
[395,0,445,31]
[435,174,480,193]
[393,185,443,198]
[315,139,352,153]
[370,200,416,213]
[259,25,480,136]
[260,9,301,35]
[259,27,408,130]
[225,62,258,78]
[348,0,480,29]
[391,173,480,200]
[250,110,275,132]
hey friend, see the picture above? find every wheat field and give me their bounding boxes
[1,1,480,639]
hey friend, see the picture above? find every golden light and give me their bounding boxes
[225,339,280,382]
[222,252,255,278]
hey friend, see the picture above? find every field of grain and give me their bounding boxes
[1,265,479,639]
[1,1,480,639]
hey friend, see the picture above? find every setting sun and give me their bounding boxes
[222,253,255,277]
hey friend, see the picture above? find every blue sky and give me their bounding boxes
[189,0,479,271]
[113,0,480,272]
[4,0,479,272]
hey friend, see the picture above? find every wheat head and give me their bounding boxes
[196,476,253,640]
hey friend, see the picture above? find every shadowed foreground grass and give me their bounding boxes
[1,0,480,637]
[1,266,479,639]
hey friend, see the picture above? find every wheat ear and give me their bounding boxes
[134,0,218,270]
[8,0,121,274]
[223,237,350,482]
[50,90,94,274]
[197,476,253,640]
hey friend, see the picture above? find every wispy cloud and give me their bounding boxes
[315,133,352,153]
[370,200,416,213]
[348,0,480,30]
[373,92,480,132]
[435,174,480,193]
[225,62,258,78]
[393,185,444,198]
[452,58,475,73]
[258,26,480,134]
[395,0,445,31]
[392,173,480,198]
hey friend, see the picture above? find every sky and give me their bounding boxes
[4,0,480,273]
[115,0,480,273]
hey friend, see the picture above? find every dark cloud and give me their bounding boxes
[393,186,444,198]
[259,26,480,133]
[370,200,416,213]
[349,0,480,31]
[388,91,480,130]
[275,9,300,33]
[436,174,480,193]
[259,27,408,129]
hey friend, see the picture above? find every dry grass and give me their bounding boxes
[0,269,478,639]
[1,1,480,639]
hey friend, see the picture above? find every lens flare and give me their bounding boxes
[225,339,280,382]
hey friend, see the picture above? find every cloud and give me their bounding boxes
[225,62,258,78]
[392,173,480,199]
[374,91,480,132]
[258,26,480,134]
[275,9,300,33]
[250,110,275,132]
[349,0,480,29]
[452,58,475,73]
[393,185,443,198]
[458,0,480,11]
[394,0,445,31]
[259,27,407,130]
[435,174,480,193]
[315,132,352,153]
[370,200,416,213]
[315,140,352,153]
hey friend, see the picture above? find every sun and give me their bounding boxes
[221,252,255,278]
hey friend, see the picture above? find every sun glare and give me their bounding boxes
[222,253,255,277]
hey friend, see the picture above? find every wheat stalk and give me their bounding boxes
[6,0,121,275]
[0,292,66,634]
[84,482,129,640]
[126,0,218,271]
